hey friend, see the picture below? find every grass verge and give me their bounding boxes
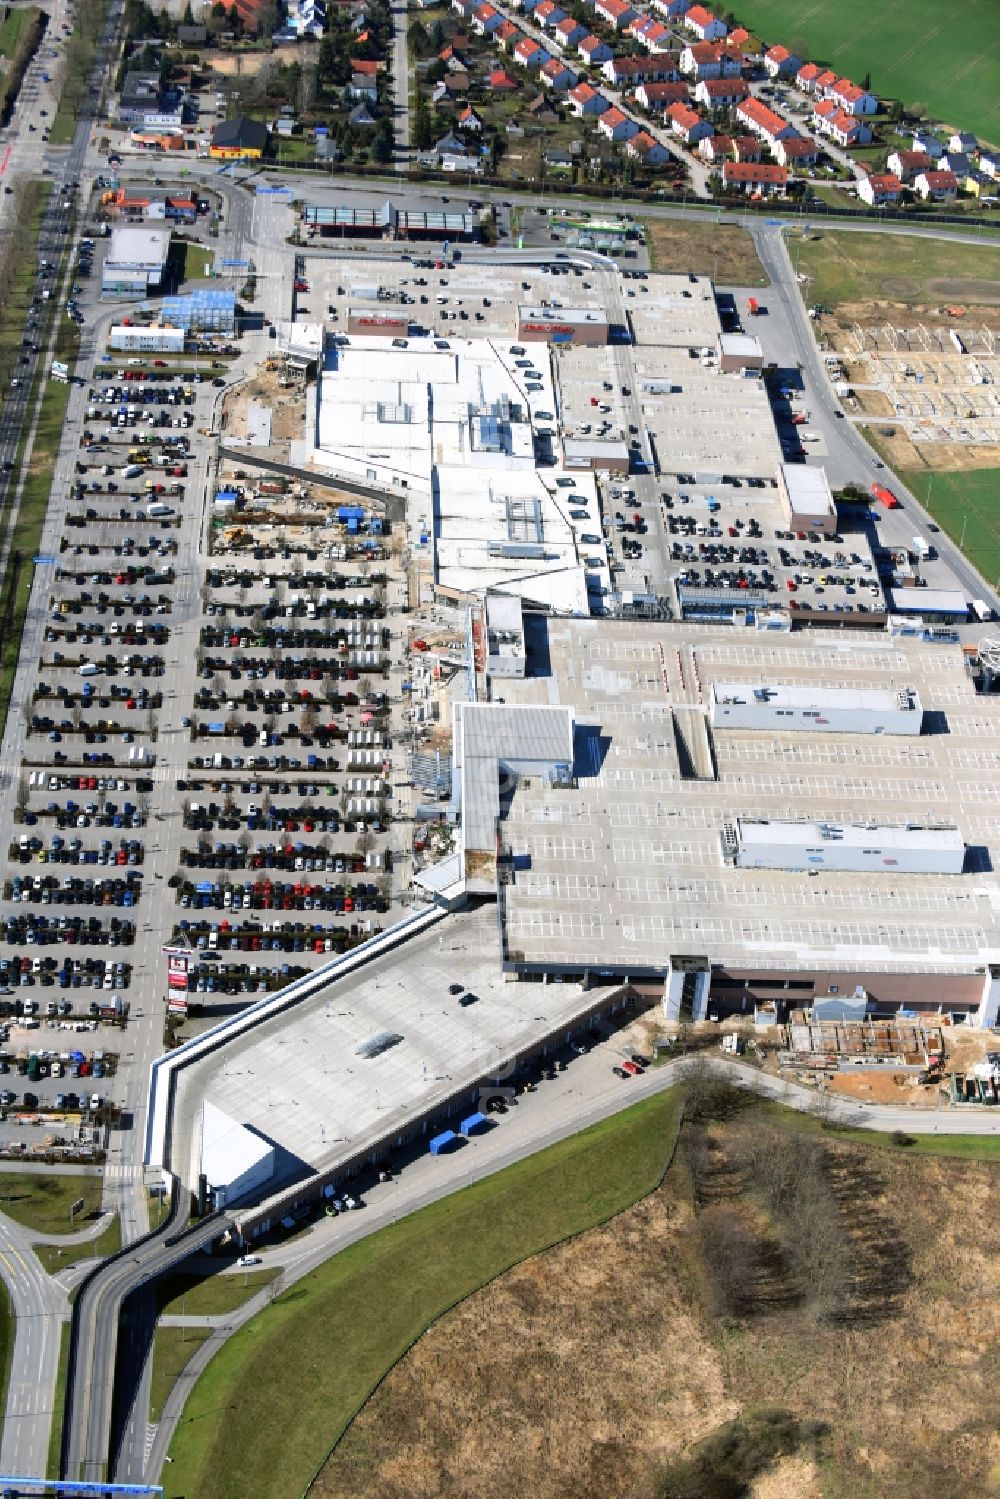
[791,227,1000,309]
[34,1213,121,1274]
[756,1098,1000,1160]
[900,467,1000,588]
[46,1320,71,1477]
[156,1267,279,1318]
[0,1276,12,1440]
[644,217,768,286]
[165,1089,684,1499]
[150,1326,212,1423]
[180,243,215,282]
[0,1171,104,1233]
[0,367,73,741]
[48,0,105,146]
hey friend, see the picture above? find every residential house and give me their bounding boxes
[737,97,798,144]
[764,44,801,78]
[680,40,741,80]
[451,0,475,16]
[913,169,958,201]
[887,148,932,183]
[962,171,991,197]
[541,57,577,89]
[773,134,818,167]
[732,133,762,162]
[434,131,468,155]
[458,105,483,130]
[727,25,750,48]
[723,160,788,196]
[695,76,748,109]
[578,34,613,64]
[699,131,733,162]
[283,0,326,38]
[828,77,877,115]
[554,15,587,48]
[349,71,378,98]
[684,4,727,40]
[569,80,611,115]
[472,2,503,34]
[526,92,558,121]
[117,72,185,129]
[488,66,520,89]
[176,22,207,42]
[668,101,712,143]
[595,0,637,30]
[939,151,971,177]
[630,15,673,52]
[439,43,471,68]
[603,54,678,87]
[348,102,376,127]
[626,129,671,163]
[857,172,901,206]
[813,100,872,148]
[813,68,837,96]
[912,130,944,159]
[634,80,690,110]
[795,61,822,93]
[439,150,484,172]
[545,147,574,170]
[533,0,566,28]
[650,0,691,16]
[514,36,549,66]
[978,152,1000,180]
[494,19,520,47]
[598,105,640,140]
[948,131,977,153]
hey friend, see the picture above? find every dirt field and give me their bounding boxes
[862,422,999,475]
[207,46,303,77]
[644,220,768,288]
[220,365,304,444]
[311,1107,1000,1499]
[825,1069,941,1107]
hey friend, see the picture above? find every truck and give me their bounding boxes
[122,464,143,479]
[146,502,173,517]
[747,297,760,316]
[971,599,993,622]
[871,482,901,509]
[912,535,931,561]
[800,431,821,443]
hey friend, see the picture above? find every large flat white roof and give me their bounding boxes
[711,682,920,714]
[736,818,963,853]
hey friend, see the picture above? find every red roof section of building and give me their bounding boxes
[724,161,788,183]
[738,97,789,135]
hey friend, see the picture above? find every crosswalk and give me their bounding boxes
[143,1422,158,1471]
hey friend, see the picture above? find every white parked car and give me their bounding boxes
[237,1253,262,1267]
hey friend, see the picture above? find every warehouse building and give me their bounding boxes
[709,683,923,736]
[717,331,763,373]
[101,226,171,298]
[776,462,838,535]
[516,305,611,346]
[109,324,185,353]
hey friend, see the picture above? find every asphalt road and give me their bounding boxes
[0,1214,66,1478]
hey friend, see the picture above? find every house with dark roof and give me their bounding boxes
[209,117,269,158]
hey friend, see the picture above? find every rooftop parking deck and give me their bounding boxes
[495,619,1000,976]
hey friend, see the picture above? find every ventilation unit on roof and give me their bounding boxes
[355,1031,404,1059]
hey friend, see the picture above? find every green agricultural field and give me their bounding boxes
[903,468,1000,586]
[732,0,999,146]
[791,228,1000,309]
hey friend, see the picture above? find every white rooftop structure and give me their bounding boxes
[454,701,574,891]
[888,587,968,617]
[105,225,170,272]
[731,817,965,875]
[200,1099,275,1207]
[275,320,325,364]
[709,681,923,735]
[300,335,596,615]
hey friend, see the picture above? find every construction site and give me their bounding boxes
[825,320,1000,449]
